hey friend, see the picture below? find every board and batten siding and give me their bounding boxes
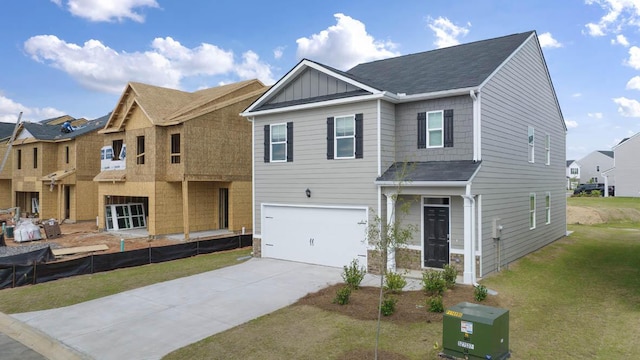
[395,96,474,162]
[266,68,363,106]
[614,136,640,196]
[472,36,566,277]
[253,101,380,235]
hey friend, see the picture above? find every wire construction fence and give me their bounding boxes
[0,234,252,290]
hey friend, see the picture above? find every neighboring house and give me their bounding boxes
[0,122,17,208]
[566,160,580,190]
[608,135,640,197]
[241,31,567,284]
[575,150,614,185]
[94,80,267,238]
[10,115,108,221]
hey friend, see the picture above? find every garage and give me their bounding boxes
[261,204,368,268]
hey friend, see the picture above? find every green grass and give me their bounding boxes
[568,195,640,210]
[0,248,251,314]
[165,225,640,360]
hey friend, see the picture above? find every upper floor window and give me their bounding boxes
[17,149,21,170]
[528,126,535,163]
[65,146,70,164]
[264,122,293,163]
[570,168,579,175]
[112,139,124,160]
[417,110,454,149]
[545,134,550,165]
[529,193,536,229]
[136,136,145,165]
[33,147,38,169]
[170,133,181,164]
[327,114,363,160]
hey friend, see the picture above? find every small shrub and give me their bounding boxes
[342,259,366,289]
[333,286,352,305]
[427,295,444,313]
[380,295,397,316]
[384,271,407,294]
[422,270,446,295]
[474,284,488,302]
[442,264,458,288]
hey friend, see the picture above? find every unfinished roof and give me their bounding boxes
[376,161,482,183]
[16,114,110,143]
[103,79,267,132]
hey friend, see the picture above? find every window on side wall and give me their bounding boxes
[17,149,21,170]
[65,146,70,164]
[170,133,181,164]
[529,193,536,229]
[136,136,145,165]
[528,126,535,163]
[545,192,551,224]
[33,147,38,169]
[545,134,550,165]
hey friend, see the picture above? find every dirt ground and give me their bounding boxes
[567,205,640,225]
[297,283,504,360]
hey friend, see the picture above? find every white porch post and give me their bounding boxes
[385,192,396,272]
[462,195,474,284]
[603,174,609,197]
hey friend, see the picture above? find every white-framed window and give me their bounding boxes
[270,123,287,162]
[529,193,536,229]
[545,192,551,224]
[427,111,444,148]
[528,126,535,163]
[570,168,579,175]
[545,134,550,165]
[335,115,355,159]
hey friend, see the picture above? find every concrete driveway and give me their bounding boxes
[11,258,352,360]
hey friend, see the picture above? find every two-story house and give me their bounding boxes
[10,115,107,221]
[566,160,580,190]
[94,80,267,238]
[607,135,640,197]
[575,150,614,186]
[241,31,567,284]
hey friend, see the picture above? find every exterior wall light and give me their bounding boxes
[305,188,311,198]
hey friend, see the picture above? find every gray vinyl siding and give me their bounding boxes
[380,101,396,174]
[395,96,474,162]
[614,137,640,196]
[576,151,614,185]
[471,36,566,277]
[266,68,363,106]
[253,101,379,234]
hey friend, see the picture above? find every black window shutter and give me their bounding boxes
[355,113,363,159]
[263,125,270,163]
[286,122,293,162]
[417,112,426,149]
[327,117,334,159]
[444,109,454,148]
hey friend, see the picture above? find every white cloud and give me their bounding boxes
[613,96,640,117]
[612,34,630,46]
[626,75,640,90]
[57,0,159,22]
[273,46,285,60]
[585,0,640,36]
[538,32,562,48]
[23,35,275,93]
[296,13,399,70]
[588,112,604,119]
[572,92,583,98]
[565,119,579,128]
[0,95,65,123]
[427,16,470,48]
[626,46,640,69]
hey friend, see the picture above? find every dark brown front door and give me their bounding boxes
[424,206,449,268]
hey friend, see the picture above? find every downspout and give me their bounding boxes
[462,183,477,285]
[250,116,256,239]
[470,90,480,162]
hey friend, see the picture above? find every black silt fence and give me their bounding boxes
[0,234,252,290]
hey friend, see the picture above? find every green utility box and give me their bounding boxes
[441,302,510,360]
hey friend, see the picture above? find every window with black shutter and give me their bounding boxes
[327,114,363,159]
[417,109,454,148]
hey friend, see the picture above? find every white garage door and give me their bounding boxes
[262,204,368,268]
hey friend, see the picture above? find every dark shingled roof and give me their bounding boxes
[22,113,110,141]
[0,122,16,141]
[347,31,534,95]
[566,160,575,167]
[598,150,614,158]
[377,161,481,183]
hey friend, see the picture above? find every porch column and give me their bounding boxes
[57,183,63,223]
[385,192,396,272]
[603,174,609,197]
[182,180,190,240]
[462,195,474,284]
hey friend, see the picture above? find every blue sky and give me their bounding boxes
[1,0,639,160]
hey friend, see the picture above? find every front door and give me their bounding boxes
[424,206,449,268]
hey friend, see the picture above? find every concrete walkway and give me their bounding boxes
[11,258,351,360]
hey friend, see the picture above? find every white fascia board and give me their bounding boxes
[612,131,640,150]
[240,93,387,117]
[386,87,477,103]
[375,180,469,187]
